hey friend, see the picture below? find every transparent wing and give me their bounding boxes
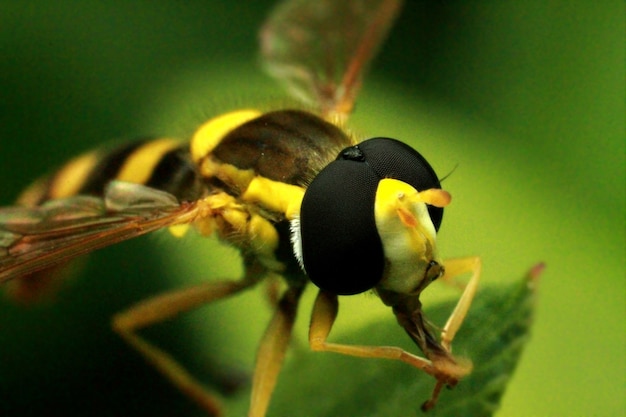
[260,0,403,121]
[0,181,201,283]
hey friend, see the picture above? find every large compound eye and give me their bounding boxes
[299,157,382,295]
[298,138,443,295]
[356,138,443,230]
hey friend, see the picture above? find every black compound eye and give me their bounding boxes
[299,157,382,295]
[356,138,443,231]
[298,137,443,296]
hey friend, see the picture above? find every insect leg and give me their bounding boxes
[112,275,262,416]
[249,284,305,417]
[420,257,481,411]
[439,256,482,351]
[262,274,282,307]
[308,290,439,375]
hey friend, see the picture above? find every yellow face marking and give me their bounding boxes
[397,207,418,228]
[116,138,181,184]
[374,178,441,294]
[48,151,101,199]
[190,109,262,163]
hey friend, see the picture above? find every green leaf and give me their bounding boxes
[260,264,543,417]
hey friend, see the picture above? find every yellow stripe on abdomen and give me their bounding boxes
[45,151,101,200]
[190,109,262,163]
[49,151,101,199]
[116,138,182,184]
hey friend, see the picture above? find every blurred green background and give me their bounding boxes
[0,1,623,416]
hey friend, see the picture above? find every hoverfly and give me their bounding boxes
[0,0,482,416]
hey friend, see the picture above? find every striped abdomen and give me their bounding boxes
[19,109,352,208]
[18,139,204,207]
[7,139,204,302]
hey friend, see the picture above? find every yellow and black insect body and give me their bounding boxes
[192,109,352,277]
[0,1,483,416]
[18,139,199,205]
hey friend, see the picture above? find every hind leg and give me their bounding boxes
[112,276,261,416]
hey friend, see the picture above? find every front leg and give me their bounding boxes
[309,260,481,412]
[308,290,442,381]
[439,256,482,351]
[419,256,481,411]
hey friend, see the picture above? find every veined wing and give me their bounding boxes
[260,0,403,121]
[0,181,200,283]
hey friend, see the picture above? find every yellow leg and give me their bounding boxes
[421,256,481,411]
[248,285,304,417]
[263,274,282,308]
[439,256,482,351]
[112,276,261,416]
[308,255,481,412]
[308,290,440,376]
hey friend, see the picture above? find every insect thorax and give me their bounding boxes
[193,109,352,191]
[191,109,353,279]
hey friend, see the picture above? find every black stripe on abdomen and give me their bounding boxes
[77,141,147,196]
[146,147,204,201]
